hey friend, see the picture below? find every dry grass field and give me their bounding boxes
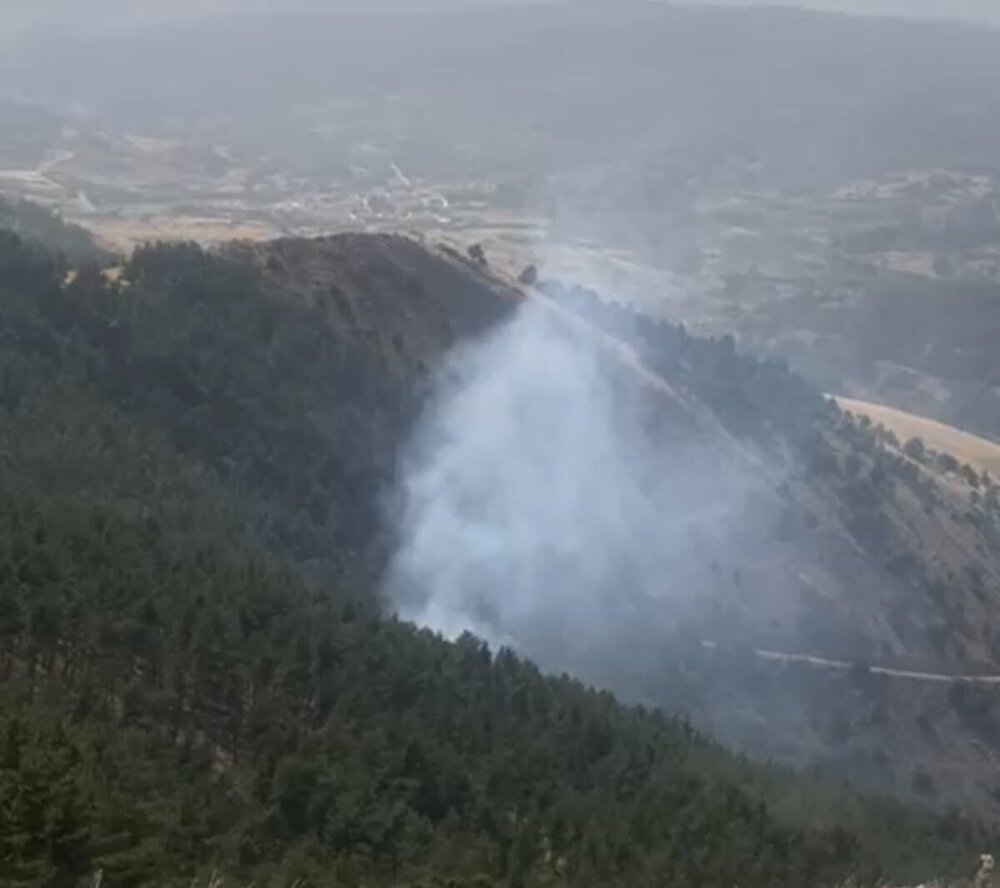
[837,395,1000,477]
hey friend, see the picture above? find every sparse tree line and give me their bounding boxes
[539,280,831,450]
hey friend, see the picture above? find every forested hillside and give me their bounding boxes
[0,196,111,264]
[0,487,990,886]
[535,278,1000,814]
[0,230,418,592]
[0,223,997,885]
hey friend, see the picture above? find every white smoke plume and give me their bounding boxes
[383,293,756,671]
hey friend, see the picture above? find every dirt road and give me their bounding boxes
[701,641,1000,684]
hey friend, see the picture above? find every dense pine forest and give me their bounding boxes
[0,214,995,885]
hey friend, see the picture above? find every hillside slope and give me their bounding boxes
[1,485,990,887]
[532,281,1000,816]
[4,225,1000,876]
[837,396,1000,479]
[0,193,112,264]
[3,228,995,885]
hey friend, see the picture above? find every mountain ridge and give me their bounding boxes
[2,212,1000,881]
[210,233,1000,818]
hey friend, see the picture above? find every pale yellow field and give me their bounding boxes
[74,215,279,252]
[836,396,1000,478]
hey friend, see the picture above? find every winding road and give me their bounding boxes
[701,641,1000,685]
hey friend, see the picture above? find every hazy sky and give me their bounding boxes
[1,0,997,48]
[3,0,999,25]
[693,0,1000,24]
[0,1,457,35]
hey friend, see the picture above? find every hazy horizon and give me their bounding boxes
[685,0,1000,25]
[3,0,999,33]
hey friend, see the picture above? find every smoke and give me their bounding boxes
[383,287,761,676]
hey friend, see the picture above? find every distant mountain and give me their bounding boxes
[8,2,1000,189]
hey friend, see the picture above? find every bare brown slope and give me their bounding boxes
[227,234,522,368]
[224,233,1000,819]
